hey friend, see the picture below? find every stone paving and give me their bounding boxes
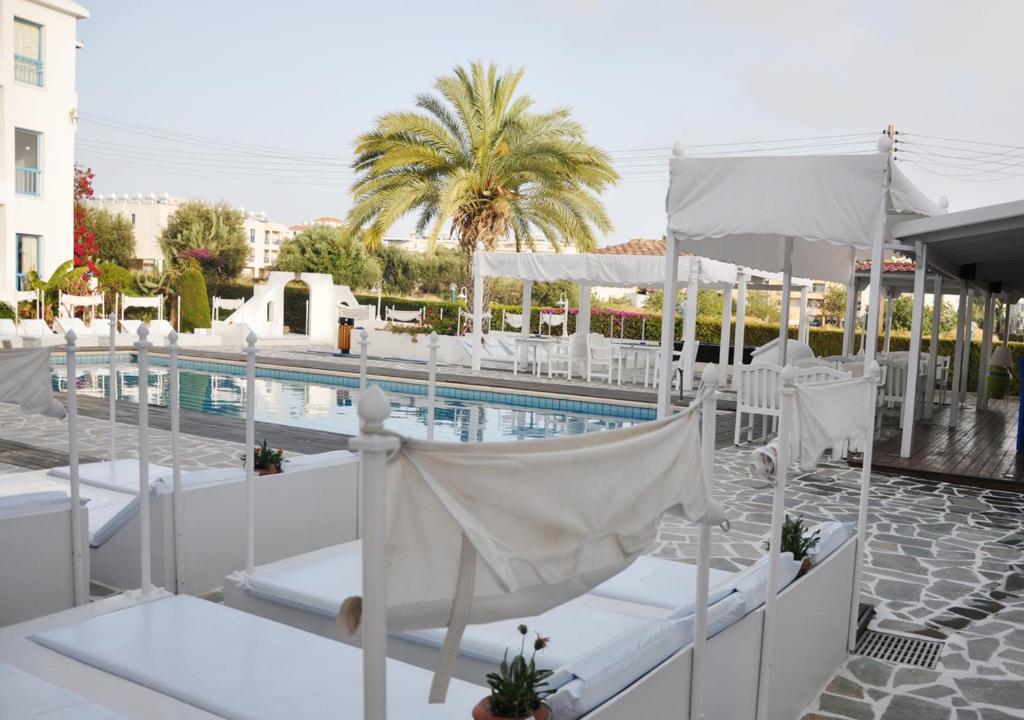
[654,445,1024,719]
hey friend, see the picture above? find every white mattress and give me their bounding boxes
[30,595,480,720]
[0,662,123,719]
[0,472,133,545]
[47,460,173,493]
[590,554,736,611]
[0,491,72,519]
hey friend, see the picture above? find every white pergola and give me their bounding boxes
[890,198,1024,457]
[471,249,740,413]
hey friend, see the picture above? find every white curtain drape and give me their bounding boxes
[0,348,65,418]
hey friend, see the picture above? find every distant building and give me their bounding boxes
[88,193,294,279]
[2,0,89,291]
[380,232,577,255]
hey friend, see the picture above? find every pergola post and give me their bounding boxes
[959,289,975,405]
[842,276,858,357]
[797,285,809,344]
[471,244,483,372]
[656,237,680,418]
[521,279,533,337]
[718,285,732,371]
[900,242,927,457]
[733,271,747,389]
[682,265,700,392]
[577,283,592,338]
[924,275,943,419]
[778,238,794,363]
[883,288,895,354]
[949,284,969,428]
[863,202,886,364]
[977,289,996,410]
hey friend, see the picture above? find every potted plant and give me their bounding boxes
[763,514,821,576]
[240,439,284,475]
[473,625,553,720]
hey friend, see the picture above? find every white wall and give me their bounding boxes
[0,0,88,293]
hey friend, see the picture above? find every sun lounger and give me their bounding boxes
[0,662,123,719]
[0,492,89,627]
[24,595,480,720]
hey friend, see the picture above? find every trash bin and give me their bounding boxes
[337,317,354,355]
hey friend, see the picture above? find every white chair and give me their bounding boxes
[734,363,783,444]
[149,319,175,337]
[586,333,616,384]
[878,358,910,428]
[934,355,951,405]
[120,319,143,335]
[18,319,51,338]
[548,335,575,380]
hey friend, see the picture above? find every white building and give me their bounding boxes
[1,0,88,292]
[381,231,578,255]
[90,194,294,278]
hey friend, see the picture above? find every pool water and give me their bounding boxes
[53,360,652,443]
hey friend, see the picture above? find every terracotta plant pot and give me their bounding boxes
[472,698,550,720]
[255,466,281,476]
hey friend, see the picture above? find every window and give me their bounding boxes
[263,251,270,264]
[264,230,270,245]
[250,228,256,243]
[15,128,41,195]
[16,234,41,290]
[131,213,136,225]
[14,18,43,86]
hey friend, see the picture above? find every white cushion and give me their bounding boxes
[19,319,52,337]
[120,319,142,335]
[281,450,356,470]
[149,320,175,337]
[590,555,735,612]
[807,521,855,565]
[31,595,481,719]
[47,460,173,494]
[0,318,17,336]
[0,491,72,518]
[0,662,123,719]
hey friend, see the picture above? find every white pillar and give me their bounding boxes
[798,285,809,345]
[682,266,699,392]
[690,364,720,720]
[521,280,533,338]
[733,273,747,389]
[977,290,995,410]
[863,218,886,365]
[244,331,257,574]
[358,329,369,393]
[900,243,927,457]
[849,362,882,650]
[755,364,795,720]
[108,296,117,479]
[778,237,794,363]
[136,325,153,593]
[842,277,858,357]
[351,386,401,720]
[577,283,592,337]
[718,286,732,374]
[427,332,438,440]
[883,289,895,354]
[65,330,86,606]
[656,238,680,418]
[959,290,975,405]
[169,331,185,594]
[924,276,943,419]
[949,285,969,428]
[471,244,483,372]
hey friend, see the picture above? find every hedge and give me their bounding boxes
[207,284,1024,396]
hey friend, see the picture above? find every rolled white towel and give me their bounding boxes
[748,442,778,482]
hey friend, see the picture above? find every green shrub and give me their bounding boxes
[178,267,211,333]
[96,262,133,311]
[0,302,14,320]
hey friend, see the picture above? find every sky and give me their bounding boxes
[75,1,1024,244]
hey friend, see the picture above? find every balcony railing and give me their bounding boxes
[14,55,43,86]
[16,168,41,195]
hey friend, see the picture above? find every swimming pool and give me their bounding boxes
[52,356,653,442]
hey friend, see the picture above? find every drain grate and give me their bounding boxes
[854,630,943,668]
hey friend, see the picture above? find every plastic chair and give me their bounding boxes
[586,333,616,384]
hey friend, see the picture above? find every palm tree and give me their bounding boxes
[346,62,618,283]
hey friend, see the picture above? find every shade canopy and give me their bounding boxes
[666,153,943,282]
[478,251,737,288]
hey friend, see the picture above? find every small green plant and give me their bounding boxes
[385,323,433,342]
[241,439,284,474]
[483,624,553,718]
[764,514,821,575]
[178,266,211,333]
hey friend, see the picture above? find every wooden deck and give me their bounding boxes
[870,399,1024,491]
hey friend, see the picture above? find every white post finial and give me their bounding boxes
[168,329,178,344]
[357,384,391,433]
[672,141,686,158]
[137,323,149,341]
[135,323,152,594]
[876,134,891,153]
[246,330,258,348]
[867,359,881,383]
[781,364,797,387]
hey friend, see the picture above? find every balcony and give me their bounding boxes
[14,55,43,86]
[16,168,41,196]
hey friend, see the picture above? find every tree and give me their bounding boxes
[177,267,210,333]
[890,295,958,335]
[275,225,381,290]
[745,290,781,323]
[159,200,248,290]
[346,62,618,287]
[821,284,848,325]
[85,207,136,266]
[374,245,416,295]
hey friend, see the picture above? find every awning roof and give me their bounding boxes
[893,198,1024,300]
[478,251,737,288]
[666,152,942,282]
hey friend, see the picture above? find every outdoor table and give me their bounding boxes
[613,341,663,387]
[513,336,564,378]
